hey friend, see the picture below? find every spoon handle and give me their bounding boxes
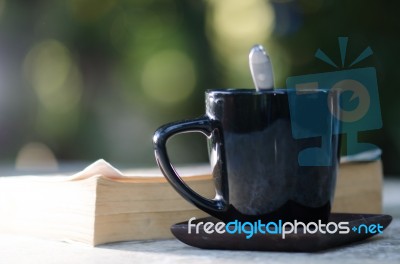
[249,44,274,91]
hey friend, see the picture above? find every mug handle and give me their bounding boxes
[153,116,228,216]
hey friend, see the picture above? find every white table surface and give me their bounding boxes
[0,179,399,264]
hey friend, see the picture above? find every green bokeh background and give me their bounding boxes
[0,0,399,174]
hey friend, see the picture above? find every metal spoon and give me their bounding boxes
[249,44,274,91]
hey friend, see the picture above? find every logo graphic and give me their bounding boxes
[286,37,382,165]
[187,217,384,240]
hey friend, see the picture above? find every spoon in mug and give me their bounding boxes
[249,44,274,91]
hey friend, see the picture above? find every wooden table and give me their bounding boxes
[0,179,399,264]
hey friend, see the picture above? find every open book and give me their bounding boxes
[0,153,382,246]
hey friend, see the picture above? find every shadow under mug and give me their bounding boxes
[153,89,341,223]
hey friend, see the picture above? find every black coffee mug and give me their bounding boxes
[153,89,340,223]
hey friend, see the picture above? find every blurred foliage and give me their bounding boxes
[0,0,399,174]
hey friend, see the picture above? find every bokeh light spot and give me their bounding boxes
[15,142,58,171]
[207,0,275,49]
[0,0,6,18]
[205,0,275,87]
[69,0,117,22]
[141,50,197,104]
[23,39,82,114]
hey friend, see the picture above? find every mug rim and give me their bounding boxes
[206,88,332,95]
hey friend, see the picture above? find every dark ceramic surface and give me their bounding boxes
[171,213,392,252]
